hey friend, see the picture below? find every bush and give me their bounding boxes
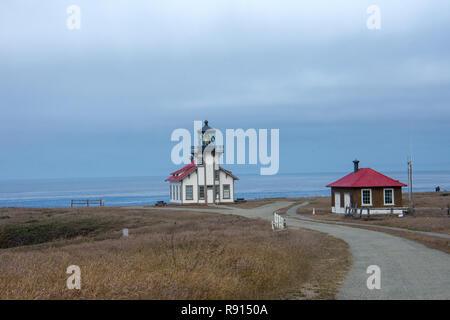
[0,218,114,248]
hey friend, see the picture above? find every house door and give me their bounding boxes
[344,193,351,208]
[335,192,341,208]
[207,186,214,204]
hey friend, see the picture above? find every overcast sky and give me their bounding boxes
[1,0,449,179]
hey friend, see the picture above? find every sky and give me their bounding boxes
[1,0,449,179]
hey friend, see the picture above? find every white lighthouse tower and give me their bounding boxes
[166,120,238,205]
[194,120,222,204]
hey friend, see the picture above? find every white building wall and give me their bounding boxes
[181,172,198,204]
[219,171,235,203]
[168,166,236,205]
[197,166,205,185]
[204,154,215,186]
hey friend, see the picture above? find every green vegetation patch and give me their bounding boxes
[0,217,117,248]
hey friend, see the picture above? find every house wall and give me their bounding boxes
[219,170,235,203]
[181,171,198,204]
[331,187,403,213]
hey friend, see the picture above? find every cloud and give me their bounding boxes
[0,1,449,177]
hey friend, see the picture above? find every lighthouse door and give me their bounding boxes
[207,186,214,204]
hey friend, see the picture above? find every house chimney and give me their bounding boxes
[353,159,360,173]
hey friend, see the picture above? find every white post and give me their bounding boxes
[122,228,129,237]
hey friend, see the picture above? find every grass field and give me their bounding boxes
[0,206,350,299]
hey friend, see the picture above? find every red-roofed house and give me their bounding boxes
[165,121,239,204]
[326,160,407,214]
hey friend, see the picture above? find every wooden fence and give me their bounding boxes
[272,212,287,230]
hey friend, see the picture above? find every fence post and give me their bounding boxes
[447,205,449,217]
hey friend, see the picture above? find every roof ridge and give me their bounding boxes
[326,167,406,187]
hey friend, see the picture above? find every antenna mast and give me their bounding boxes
[407,156,414,205]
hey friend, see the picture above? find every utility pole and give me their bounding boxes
[407,156,414,205]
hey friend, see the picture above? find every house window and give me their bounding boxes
[199,186,205,200]
[215,185,220,199]
[215,170,219,180]
[361,189,372,206]
[223,184,230,199]
[176,185,179,200]
[186,185,193,200]
[384,188,394,205]
[170,185,173,200]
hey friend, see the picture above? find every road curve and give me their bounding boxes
[285,203,450,299]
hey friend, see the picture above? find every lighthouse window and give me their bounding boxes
[186,185,193,200]
[199,186,205,200]
[223,184,230,199]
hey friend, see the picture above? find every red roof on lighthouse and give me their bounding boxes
[165,162,239,182]
[326,168,407,188]
[165,162,197,182]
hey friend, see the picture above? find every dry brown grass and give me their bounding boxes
[0,207,350,300]
[406,192,450,209]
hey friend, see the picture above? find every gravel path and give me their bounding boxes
[286,203,450,239]
[285,203,450,299]
[129,201,294,219]
[133,201,450,299]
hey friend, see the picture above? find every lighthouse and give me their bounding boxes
[165,120,239,204]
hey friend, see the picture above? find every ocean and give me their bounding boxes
[0,171,449,208]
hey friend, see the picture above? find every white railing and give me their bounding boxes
[191,145,224,153]
[272,212,287,230]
